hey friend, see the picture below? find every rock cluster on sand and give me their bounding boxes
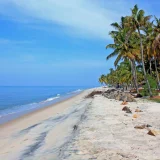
[85,91,103,98]
[103,89,136,102]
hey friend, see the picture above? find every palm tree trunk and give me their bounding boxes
[149,59,152,75]
[155,58,160,90]
[138,28,153,97]
[130,59,139,93]
[133,60,139,94]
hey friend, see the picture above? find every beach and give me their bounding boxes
[0,87,160,160]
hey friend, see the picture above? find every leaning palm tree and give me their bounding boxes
[106,29,140,93]
[128,5,153,97]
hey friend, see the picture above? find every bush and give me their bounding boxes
[140,75,158,96]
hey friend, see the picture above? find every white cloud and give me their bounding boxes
[0,0,130,39]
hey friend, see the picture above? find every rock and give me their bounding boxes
[135,94,143,98]
[133,114,139,118]
[121,101,128,105]
[103,89,136,102]
[147,130,159,136]
[73,125,78,130]
[125,93,136,102]
[146,124,152,128]
[122,106,132,113]
[126,110,132,114]
[86,91,102,98]
[135,109,143,112]
[134,125,146,129]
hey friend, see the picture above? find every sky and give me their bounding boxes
[0,0,160,86]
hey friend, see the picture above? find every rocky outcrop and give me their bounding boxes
[85,91,103,98]
[103,89,136,102]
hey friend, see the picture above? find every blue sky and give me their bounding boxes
[0,0,160,86]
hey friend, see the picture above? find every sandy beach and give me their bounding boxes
[0,87,160,160]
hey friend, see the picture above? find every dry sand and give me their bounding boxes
[0,87,160,160]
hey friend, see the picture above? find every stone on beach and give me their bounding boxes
[134,125,146,129]
[133,114,139,118]
[135,109,143,112]
[103,89,136,102]
[121,101,128,105]
[122,106,132,113]
[147,130,159,136]
[85,91,103,98]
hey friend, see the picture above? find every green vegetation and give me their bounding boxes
[149,97,160,103]
[100,5,160,97]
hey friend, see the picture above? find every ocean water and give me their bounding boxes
[0,86,88,124]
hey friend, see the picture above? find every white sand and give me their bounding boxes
[0,87,160,160]
[60,88,160,160]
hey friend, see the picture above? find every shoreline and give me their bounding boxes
[0,90,87,129]
[0,90,83,125]
[0,88,93,160]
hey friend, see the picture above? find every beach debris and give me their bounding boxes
[86,91,102,98]
[103,89,136,102]
[147,130,159,136]
[121,101,128,105]
[73,125,78,131]
[135,109,143,112]
[134,124,152,129]
[122,106,132,113]
[146,124,152,127]
[134,125,146,129]
[133,114,139,118]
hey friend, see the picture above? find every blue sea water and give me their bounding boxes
[0,86,89,123]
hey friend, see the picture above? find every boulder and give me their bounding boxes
[147,130,159,136]
[103,89,136,102]
[86,91,102,98]
[134,94,143,98]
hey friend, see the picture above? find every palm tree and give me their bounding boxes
[153,34,160,89]
[143,22,154,75]
[153,16,160,89]
[106,29,140,93]
[129,5,153,97]
[99,75,106,85]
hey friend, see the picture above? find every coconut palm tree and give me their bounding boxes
[153,17,160,89]
[99,74,107,85]
[106,29,140,93]
[129,5,153,97]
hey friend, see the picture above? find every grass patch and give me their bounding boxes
[148,96,160,103]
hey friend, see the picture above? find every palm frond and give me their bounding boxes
[114,53,123,66]
[106,49,119,60]
[106,44,117,49]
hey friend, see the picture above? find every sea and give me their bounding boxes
[0,86,90,124]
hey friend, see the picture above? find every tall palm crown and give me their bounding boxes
[128,5,152,29]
